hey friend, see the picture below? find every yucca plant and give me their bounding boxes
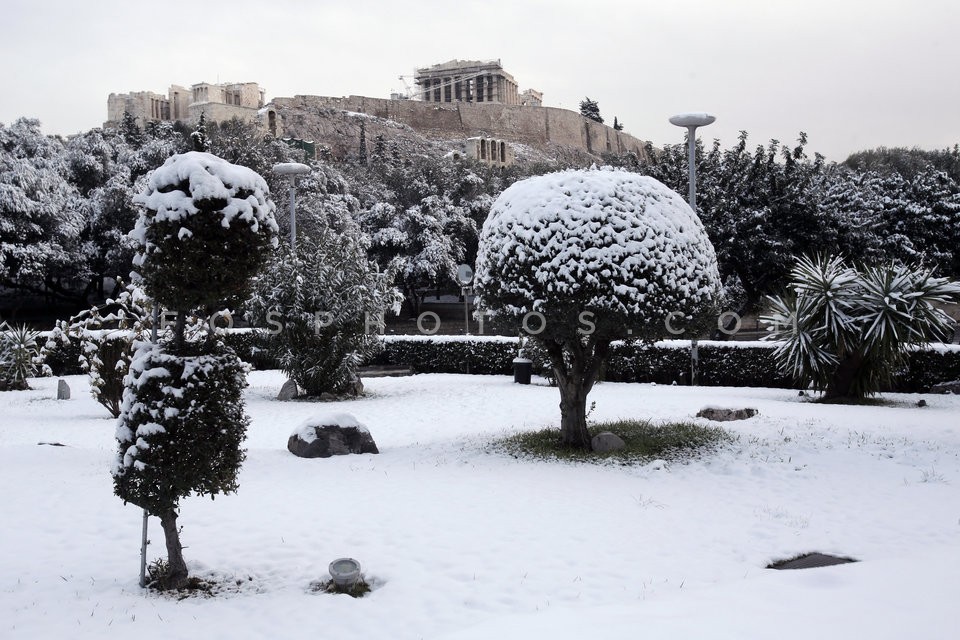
[762,255,960,399]
[0,321,41,391]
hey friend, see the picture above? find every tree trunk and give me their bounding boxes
[158,508,189,589]
[558,378,591,449]
[825,352,864,400]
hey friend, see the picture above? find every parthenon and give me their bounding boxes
[414,59,526,106]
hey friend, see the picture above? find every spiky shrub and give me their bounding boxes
[761,255,960,399]
[475,168,721,449]
[247,223,401,396]
[0,321,41,391]
[115,151,277,588]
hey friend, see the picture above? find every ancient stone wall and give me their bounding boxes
[271,95,648,160]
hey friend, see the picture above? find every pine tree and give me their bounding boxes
[613,116,624,131]
[190,112,209,152]
[579,97,603,124]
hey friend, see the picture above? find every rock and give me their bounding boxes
[319,392,337,402]
[930,380,960,394]
[56,379,71,400]
[916,399,928,407]
[346,376,364,396]
[591,431,626,453]
[288,413,379,458]
[697,407,758,422]
[277,379,299,401]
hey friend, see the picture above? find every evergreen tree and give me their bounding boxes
[190,112,209,152]
[358,119,368,166]
[476,169,720,449]
[115,151,278,589]
[613,116,624,131]
[579,97,603,124]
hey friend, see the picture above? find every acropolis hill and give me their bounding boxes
[107,60,649,164]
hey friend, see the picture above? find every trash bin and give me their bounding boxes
[512,357,532,384]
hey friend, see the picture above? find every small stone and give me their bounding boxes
[277,379,299,401]
[930,380,960,394]
[56,379,70,400]
[591,431,626,452]
[798,390,806,397]
[319,392,337,402]
[288,413,379,458]
[696,407,758,422]
[346,377,364,396]
[917,399,927,407]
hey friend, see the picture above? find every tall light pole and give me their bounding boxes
[272,162,312,250]
[669,113,715,387]
[668,113,715,211]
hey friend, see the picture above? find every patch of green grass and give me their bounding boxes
[310,577,373,598]
[495,419,735,465]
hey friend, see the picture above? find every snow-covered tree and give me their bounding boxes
[0,118,86,299]
[114,151,278,589]
[247,214,401,396]
[762,255,960,399]
[475,168,721,449]
[190,112,209,152]
[579,97,603,124]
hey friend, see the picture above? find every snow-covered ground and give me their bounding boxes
[1,371,958,639]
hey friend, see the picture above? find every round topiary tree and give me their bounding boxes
[113,151,278,589]
[475,168,721,449]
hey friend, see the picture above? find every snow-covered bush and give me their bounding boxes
[762,255,960,399]
[247,218,401,396]
[0,321,42,391]
[115,151,278,589]
[475,168,721,449]
[43,285,150,416]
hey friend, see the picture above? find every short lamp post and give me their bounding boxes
[669,113,715,387]
[668,113,716,212]
[272,162,312,250]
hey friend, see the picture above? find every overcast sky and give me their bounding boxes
[2,0,957,162]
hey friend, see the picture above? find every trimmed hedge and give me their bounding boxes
[39,330,960,393]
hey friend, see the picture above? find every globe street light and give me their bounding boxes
[272,162,312,250]
[668,113,716,211]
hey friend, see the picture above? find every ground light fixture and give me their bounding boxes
[668,113,716,211]
[329,557,362,589]
[272,162,312,250]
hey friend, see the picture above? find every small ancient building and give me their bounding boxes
[106,81,279,135]
[465,137,513,167]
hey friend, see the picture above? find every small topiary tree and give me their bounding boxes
[247,213,402,396]
[114,151,278,589]
[475,168,721,449]
[762,254,960,399]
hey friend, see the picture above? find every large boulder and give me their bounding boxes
[697,406,758,422]
[591,432,626,452]
[288,413,379,458]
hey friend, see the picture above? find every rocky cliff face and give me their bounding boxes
[271,95,649,165]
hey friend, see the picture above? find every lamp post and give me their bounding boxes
[669,113,715,387]
[272,162,312,250]
[668,113,715,211]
